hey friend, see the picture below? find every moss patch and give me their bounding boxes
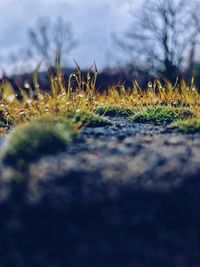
[0,106,13,128]
[0,109,8,127]
[66,111,112,127]
[173,118,200,133]
[130,106,194,125]
[0,121,6,128]
[95,105,134,117]
[2,117,79,170]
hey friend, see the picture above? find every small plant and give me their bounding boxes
[173,118,200,133]
[66,110,112,127]
[0,121,6,128]
[95,105,134,117]
[0,61,100,126]
[0,105,10,127]
[130,106,194,125]
[0,60,200,130]
[0,112,6,127]
[2,116,80,170]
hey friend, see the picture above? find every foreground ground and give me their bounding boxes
[0,116,200,266]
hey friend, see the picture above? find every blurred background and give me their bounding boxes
[1,0,200,87]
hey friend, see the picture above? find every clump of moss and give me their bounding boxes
[0,121,6,128]
[0,105,14,128]
[95,105,134,117]
[0,108,7,127]
[2,117,79,170]
[66,110,112,127]
[130,106,194,125]
[173,118,200,133]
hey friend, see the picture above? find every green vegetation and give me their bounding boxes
[2,117,79,170]
[0,61,200,131]
[0,121,6,128]
[66,110,112,127]
[0,106,8,127]
[130,106,194,125]
[173,118,200,133]
[0,62,200,140]
[95,105,134,117]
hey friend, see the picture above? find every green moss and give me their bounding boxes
[95,105,134,117]
[0,107,13,127]
[0,121,6,127]
[0,109,7,127]
[130,106,194,125]
[2,117,79,170]
[173,118,200,133]
[66,111,112,127]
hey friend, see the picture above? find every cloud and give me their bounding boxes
[0,0,140,70]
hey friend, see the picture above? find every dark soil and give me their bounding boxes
[0,116,200,267]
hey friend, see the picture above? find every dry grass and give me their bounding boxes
[0,62,200,132]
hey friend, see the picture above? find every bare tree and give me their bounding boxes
[115,0,199,81]
[28,16,77,66]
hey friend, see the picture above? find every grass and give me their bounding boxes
[130,106,194,125]
[0,63,200,128]
[0,105,11,127]
[0,121,6,128]
[95,105,134,117]
[173,118,200,133]
[0,60,200,135]
[2,116,80,170]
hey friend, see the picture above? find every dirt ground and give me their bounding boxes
[0,117,200,267]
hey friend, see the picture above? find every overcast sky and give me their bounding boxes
[0,0,141,72]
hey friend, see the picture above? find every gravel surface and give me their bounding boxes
[3,116,197,191]
[0,117,200,267]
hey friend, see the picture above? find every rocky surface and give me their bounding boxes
[0,117,200,267]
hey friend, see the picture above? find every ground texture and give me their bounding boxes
[0,117,200,267]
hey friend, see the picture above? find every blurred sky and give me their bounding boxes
[0,0,141,72]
